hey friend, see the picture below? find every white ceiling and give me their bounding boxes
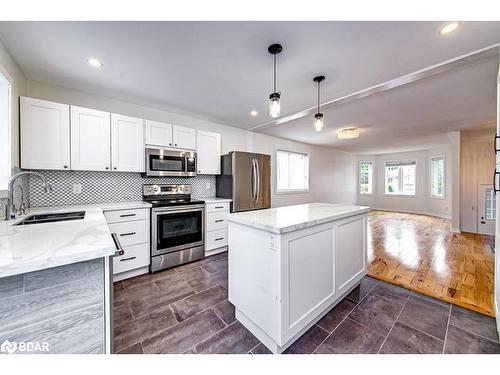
[0,21,499,153]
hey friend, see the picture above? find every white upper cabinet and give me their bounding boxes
[21,96,71,170]
[145,120,173,147]
[196,130,221,175]
[71,106,111,171]
[172,125,196,150]
[111,114,145,172]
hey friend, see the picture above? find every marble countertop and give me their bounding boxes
[227,203,370,234]
[0,201,151,278]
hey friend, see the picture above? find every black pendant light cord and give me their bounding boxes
[273,53,277,94]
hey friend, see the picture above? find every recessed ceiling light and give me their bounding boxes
[337,127,360,140]
[439,22,460,35]
[250,110,258,117]
[87,57,103,68]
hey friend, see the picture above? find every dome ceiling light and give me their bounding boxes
[337,127,360,140]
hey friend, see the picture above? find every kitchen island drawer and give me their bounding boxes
[104,208,149,224]
[206,211,229,232]
[113,243,150,275]
[206,202,230,213]
[108,220,149,247]
[206,229,228,250]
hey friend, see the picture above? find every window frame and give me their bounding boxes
[384,159,417,197]
[275,148,310,194]
[0,64,12,198]
[429,155,446,200]
[358,161,373,195]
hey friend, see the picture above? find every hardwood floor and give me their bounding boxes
[367,210,495,317]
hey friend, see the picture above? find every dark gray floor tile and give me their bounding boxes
[411,291,450,308]
[349,293,406,336]
[397,294,449,340]
[129,277,195,317]
[450,305,499,343]
[0,274,23,298]
[187,271,227,293]
[380,322,443,354]
[213,299,236,325]
[142,309,226,354]
[251,343,272,354]
[201,259,228,274]
[190,321,259,354]
[314,318,384,354]
[113,305,178,352]
[284,325,328,354]
[113,303,133,327]
[316,298,357,333]
[122,268,177,290]
[371,281,410,302]
[346,276,378,303]
[170,285,227,321]
[444,325,500,354]
[116,343,143,354]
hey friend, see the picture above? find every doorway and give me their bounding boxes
[478,184,496,236]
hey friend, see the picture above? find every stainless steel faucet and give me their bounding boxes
[5,171,53,220]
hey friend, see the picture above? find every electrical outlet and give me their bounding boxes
[72,183,82,195]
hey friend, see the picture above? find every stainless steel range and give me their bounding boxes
[143,184,205,272]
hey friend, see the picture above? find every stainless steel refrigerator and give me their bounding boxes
[216,151,271,212]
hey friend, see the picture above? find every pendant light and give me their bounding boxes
[313,75,325,132]
[268,43,283,118]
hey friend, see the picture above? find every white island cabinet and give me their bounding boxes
[227,203,370,354]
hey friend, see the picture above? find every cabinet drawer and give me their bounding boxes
[206,202,230,213]
[113,243,150,275]
[104,208,150,224]
[206,229,228,250]
[108,220,149,247]
[206,211,229,232]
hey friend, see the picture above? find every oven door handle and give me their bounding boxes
[152,205,206,214]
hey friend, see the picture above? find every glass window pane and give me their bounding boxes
[277,150,309,192]
[431,156,445,198]
[359,162,373,194]
[385,161,416,196]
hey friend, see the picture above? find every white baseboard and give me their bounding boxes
[450,227,462,233]
[370,207,452,220]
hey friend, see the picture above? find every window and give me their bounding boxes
[430,155,445,198]
[276,149,309,193]
[385,160,416,196]
[485,188,496,221]
[359,161,373,194]
[0,70,11,194]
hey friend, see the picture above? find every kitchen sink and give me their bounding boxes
[13,211,86,226]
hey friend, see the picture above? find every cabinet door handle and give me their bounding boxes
[215,237,224,241]
[119,213,136,218]
[495,134,500,155]
[63,165,68,169]
[120,256,137,262]
[113,167,118,170]
[214,219,224,223]
[105,166,109,170]
[214,206,224,209]
[175,143,178,146]
[120,232,136,236]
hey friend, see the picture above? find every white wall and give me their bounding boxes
[356,146,453,219]
[25,80,357,208]
[0,38,26,174]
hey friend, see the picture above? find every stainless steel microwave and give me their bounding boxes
[145,148,197,177]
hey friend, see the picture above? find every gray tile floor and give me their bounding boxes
[113,252,500,354]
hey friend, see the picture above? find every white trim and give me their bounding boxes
[450,227,462,233]
[429,154,446,200]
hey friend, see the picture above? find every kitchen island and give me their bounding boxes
[227,203,370,354]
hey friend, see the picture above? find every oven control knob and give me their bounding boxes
[153,186,160,193]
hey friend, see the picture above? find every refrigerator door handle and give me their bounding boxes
[255,158,260,204]
[251,158,256,203]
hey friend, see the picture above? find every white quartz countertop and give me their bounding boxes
[0,201,151,278]
[227,203,370,234]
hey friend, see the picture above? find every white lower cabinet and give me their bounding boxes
[205,201,230,255]
[104,208,150,280]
